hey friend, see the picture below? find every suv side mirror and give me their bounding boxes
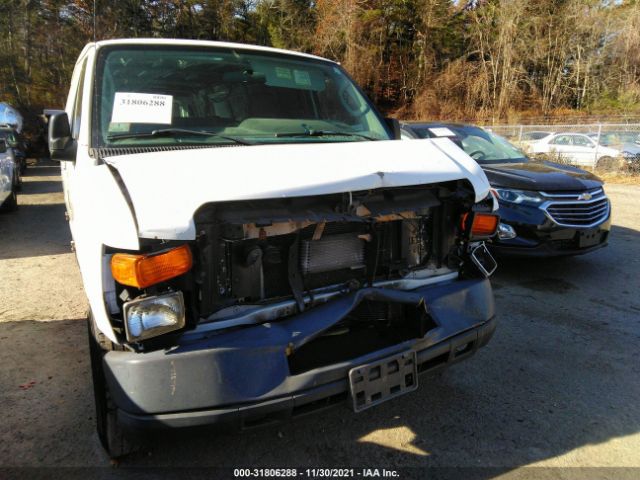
[0,140,6,154]
[384,117,401,140]
[48,112,77,161]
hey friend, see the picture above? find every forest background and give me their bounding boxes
[1,0,639,135]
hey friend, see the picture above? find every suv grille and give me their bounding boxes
[541,189,610,227]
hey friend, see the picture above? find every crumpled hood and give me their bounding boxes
[104,138,490,240]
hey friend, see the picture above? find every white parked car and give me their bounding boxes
[589,131,640,163]
[511,131,555,153]
[0,139,19,212]
[529,132,620,167]
[48,38,499,458]
[520,131,555,143]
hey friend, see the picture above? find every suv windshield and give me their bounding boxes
[93,46,391,148]
[410,125,528,164]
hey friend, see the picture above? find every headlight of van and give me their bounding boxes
[493,188,543,204]
[123,291,185,342]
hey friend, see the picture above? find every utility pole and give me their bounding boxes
[93,0,97,42]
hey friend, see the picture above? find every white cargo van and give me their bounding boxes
[48,39,498,457]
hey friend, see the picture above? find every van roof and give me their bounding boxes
[90,38,335,64]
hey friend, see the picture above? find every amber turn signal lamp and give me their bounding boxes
[111,245,193,289]
[470,213,500,237]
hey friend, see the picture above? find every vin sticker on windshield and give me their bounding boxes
[111,92,173,124]
[275,67,292,80]
[293,69,312,87]
[428,127,456,137]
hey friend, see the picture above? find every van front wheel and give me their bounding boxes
[87,313,137,459]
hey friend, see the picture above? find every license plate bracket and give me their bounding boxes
[578,229,601,248]
[471,243,498,277]
[349,350,418,413]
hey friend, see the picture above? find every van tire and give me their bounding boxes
[87,313,137,459]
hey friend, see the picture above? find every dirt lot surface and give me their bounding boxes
[1,161,639,478]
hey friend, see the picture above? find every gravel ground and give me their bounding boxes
[0,161,639,478]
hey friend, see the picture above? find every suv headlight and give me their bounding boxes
[123,291,185,342]
[493,188,543,204]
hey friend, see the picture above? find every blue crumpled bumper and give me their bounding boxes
[104,277,495,429]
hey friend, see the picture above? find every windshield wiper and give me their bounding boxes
[274,129,378,141]
[107,128,254,145]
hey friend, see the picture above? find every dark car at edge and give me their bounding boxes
[401,122,611,257]
[0,124,27,175]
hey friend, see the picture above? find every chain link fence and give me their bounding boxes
[483,124,640,174]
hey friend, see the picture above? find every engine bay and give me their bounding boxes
[192,181,474,321]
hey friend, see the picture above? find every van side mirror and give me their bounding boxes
[384,117,401,140]
[48,112,77,162]
[0,140,6,154]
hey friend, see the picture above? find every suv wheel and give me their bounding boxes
[87,313,137,459]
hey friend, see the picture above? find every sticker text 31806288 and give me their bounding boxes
[111,92,174,125]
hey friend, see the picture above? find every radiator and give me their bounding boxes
[300,233,365,275]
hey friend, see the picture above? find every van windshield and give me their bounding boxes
[93,46,391,148]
